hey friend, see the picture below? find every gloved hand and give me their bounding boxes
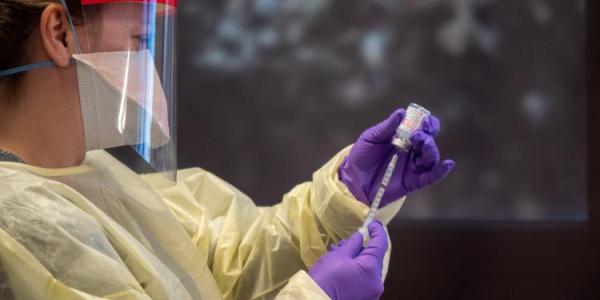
[339,108,455,207]
[309,221,388,300]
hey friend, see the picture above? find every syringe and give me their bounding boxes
[359,103,431,240]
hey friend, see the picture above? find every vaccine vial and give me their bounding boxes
[392,103,431,151]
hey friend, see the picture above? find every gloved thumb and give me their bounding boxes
[360,221,388,262]
[340,232,365,258]
[360,108,405,144]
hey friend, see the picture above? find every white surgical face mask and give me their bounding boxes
[74,50,171,151]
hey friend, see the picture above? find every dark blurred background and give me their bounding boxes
[178,0,585,220]
[176,0,599,299]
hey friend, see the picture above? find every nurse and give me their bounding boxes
[0,0,454,299]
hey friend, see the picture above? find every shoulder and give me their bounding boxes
[0,164,59,197]
[0,164,114,263]
[0,164,99,230]
[144,167,239,195]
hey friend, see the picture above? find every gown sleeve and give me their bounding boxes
[147,147,404,299]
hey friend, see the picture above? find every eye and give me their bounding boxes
[133,34,150,45]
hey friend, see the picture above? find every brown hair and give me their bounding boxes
[0,0,83,99]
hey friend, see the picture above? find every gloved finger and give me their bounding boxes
[360,108,405,144]
[415,135,440,171]
[417,159,455,189]
[422,115,440,137]
[340,232,365,258]
[357,221,388,264]
[409,131,427,155]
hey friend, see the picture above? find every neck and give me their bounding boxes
[0,67,85,168]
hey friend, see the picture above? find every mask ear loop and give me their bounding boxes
[0,61,67,77]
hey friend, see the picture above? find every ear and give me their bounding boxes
[39,3,78,68]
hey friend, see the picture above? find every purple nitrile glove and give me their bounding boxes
[309,221,388,300]
[339,108,455,207]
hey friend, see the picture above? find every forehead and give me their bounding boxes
[86,3,157,33]
[87,2,170,19]
[95,4,145,24]
[79,2,173,51]
[81,0,177,6]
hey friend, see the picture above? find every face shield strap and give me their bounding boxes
[0,0,81,78]
[59,0,83,54]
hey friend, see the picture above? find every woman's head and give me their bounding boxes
[0,0,150,98]
[0,0,165,168]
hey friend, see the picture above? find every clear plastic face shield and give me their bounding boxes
[69,0,178,182]
[0,0,177,181]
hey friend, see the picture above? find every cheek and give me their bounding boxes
[67,66,81,113]
[64,66,86,151]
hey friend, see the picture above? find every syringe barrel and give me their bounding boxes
[359,153,399,240]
